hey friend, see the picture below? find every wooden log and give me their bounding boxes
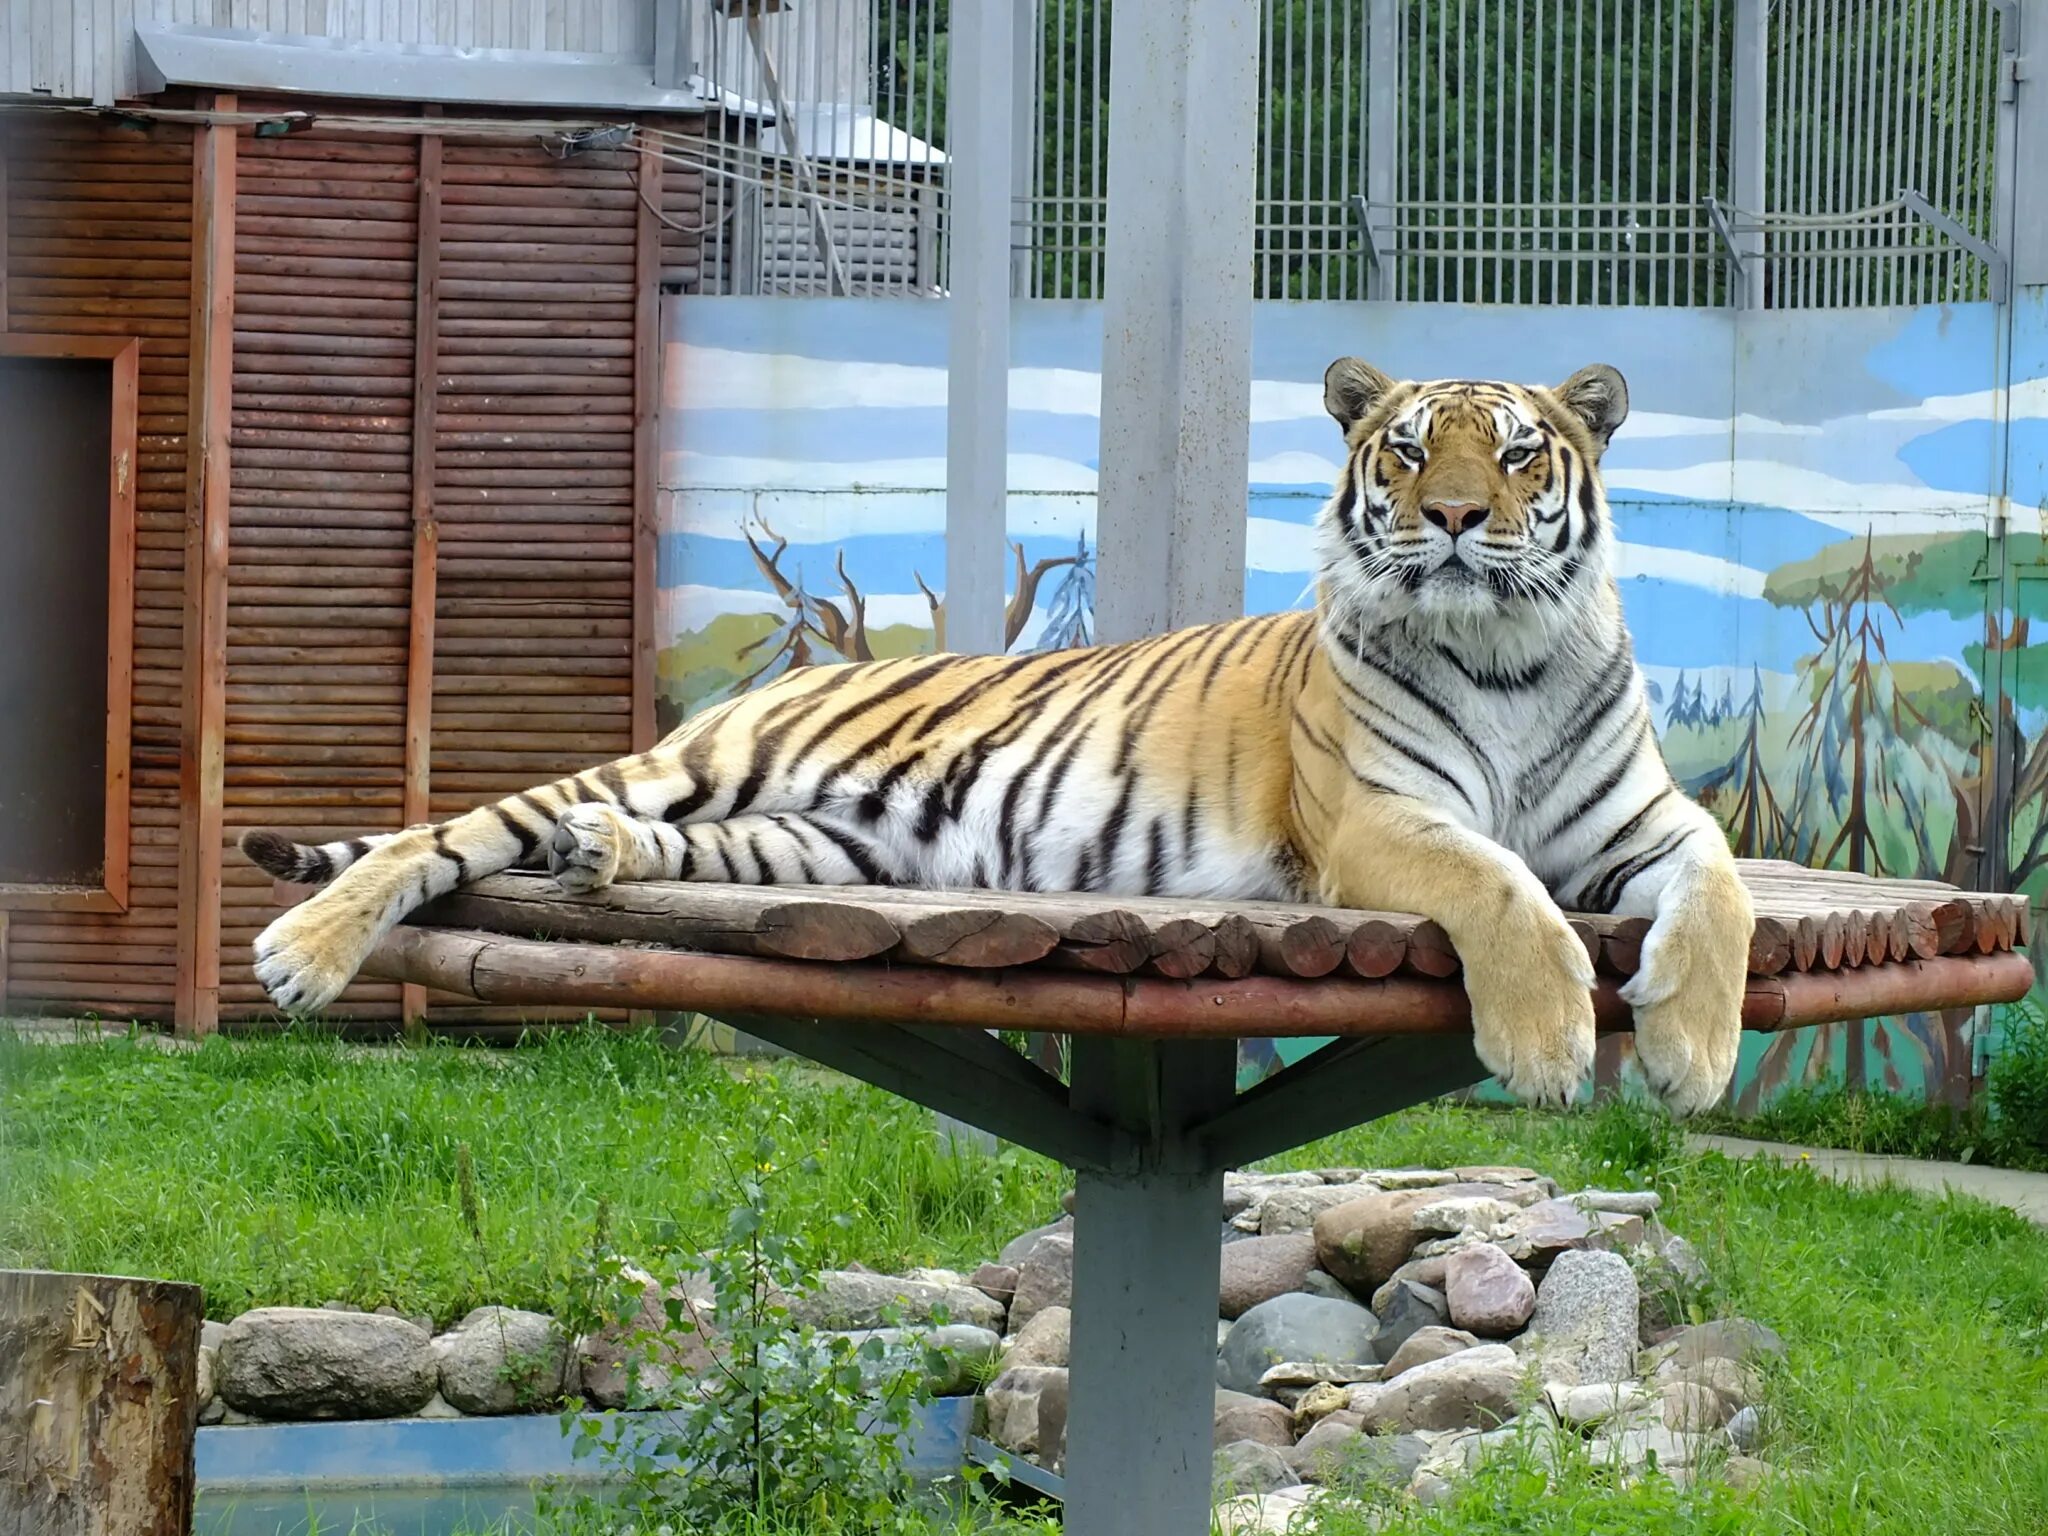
[1252,911,1346,978]
[1403,920,1461,978]
[1143,917,1216,980]
[0,1269,204,1536]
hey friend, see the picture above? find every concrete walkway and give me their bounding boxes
[1689,1133,2048,1227]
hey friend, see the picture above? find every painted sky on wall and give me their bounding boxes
[659,295,2015,707]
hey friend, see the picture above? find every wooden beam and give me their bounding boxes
[102,337,137,913]
[401,126,444,1030]
[174,96,236,1038]
[1194,1035,1484,1168]
[631,132,664,754]
[1,140,10,331]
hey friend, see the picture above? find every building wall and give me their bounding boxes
[657,294,2044,1108]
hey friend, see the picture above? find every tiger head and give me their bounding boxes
[1313,359,1629,638]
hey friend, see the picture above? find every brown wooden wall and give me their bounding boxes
[2,114,193,1017]
[0,104,699,1030]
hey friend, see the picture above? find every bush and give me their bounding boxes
[1988,1002,2048,1156]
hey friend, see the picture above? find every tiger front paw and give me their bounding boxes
[548,803,633,894]
[252,899,372,1014]
[1623,880,1750,1116]
[1463,902,1598,1110]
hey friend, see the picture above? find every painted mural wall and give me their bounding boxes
[659,293,2048,1110]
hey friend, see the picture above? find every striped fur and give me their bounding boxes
[244,360,1751,1113]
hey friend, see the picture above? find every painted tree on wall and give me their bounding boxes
[1689,667,1791,859]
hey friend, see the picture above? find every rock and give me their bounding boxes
[1454,1165,1550,1188]
[1445,1243,1536,1337]
[1215,1388,1296,1448]
[1284,1409,1363,1476]
[1371,1255,1450,1313]
[1546,1380,1656,1429]
[1638,1317,1786,1373]
[1726,1404,1765,1452]
[1256,1360,1383,1390]
[1222,1185,1260,1221]
[1657,1381,1729,1431]
[1722,1453,1770,1489]
[790,1270,1006,1333]
[1214,1440,1301,1496]
[1213,1490,1318,1535]
[217,1307,438,1420]
[1003,1306,1070,1370]
[196,1345,216,1412]
[904,1267,964,1288]
[1007,1234,1074,1333]
[1259,1185,1376,1236]
[1409,1471,1457,1506]
[1368,1169,1459,1190]
[1229,1170,1327,1193]
[1506,1199,1645,1262]
[1314,1192,1434,1292]
[1219,1233,1321,1318]
[215,1403,258,1425]
[414,1391,463,1419]
[432,1306,572,1415]
[1568,1189,1663,1216]
[1220,1320,1235,1350]
[201,1320,230,1352]
[1355,1343,1524,1433]
[1657,1355,1763,1411]
[1411,1196,1520,1235]
[825,1324,1001,1395]
[1372,1279,1450,1363]
[1289,1382,1352,1432]
[1060,1188,1077,1215]
[1590,1424,1712,1471]
[1382,1325,1479,1381]
[968,1262,1018,1306]
[1523,1250,1640,1384]
[578,1271,719,1410]
[985,1366,1069,1467]
[198,1395,225,1426]
[1296,1271,1362,1305]
[1217,1294,1380,1395]
[998,1216,1072,1270]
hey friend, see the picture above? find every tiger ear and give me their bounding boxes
[1553,364,1630,450]
[1324,357,1397,432]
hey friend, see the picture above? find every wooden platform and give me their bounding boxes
[350,859,2036,1037]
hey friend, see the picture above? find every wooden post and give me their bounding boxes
[174,96,236,1038]
[631,132,664,754]
[0,1269,204,1536]
[402,125,445,1030]
[1,142,10,330]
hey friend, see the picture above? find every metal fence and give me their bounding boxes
[672,0,2013,307]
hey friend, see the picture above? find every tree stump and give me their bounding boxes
[0,1270,204,1536]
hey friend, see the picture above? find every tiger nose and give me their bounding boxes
[1421,500,1489,537]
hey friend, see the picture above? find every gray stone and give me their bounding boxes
[1222,1185,1260,1221]
[1409,1471,1458,1507]
[903,1267,964,1288]
[201,1320,230,1352]
[998,1216,1072,1270]
[1296,1270,1363,1305]
[1371,1279,1449,1363]
[433,1306,572,1414]
[1313,1192,1434,1292]
[196,1345,216,1412]
[1382,1325,1480,1381]
[1568,1189,1663,1216]
[1453,1165,1550,1189]
[1638,1318,1786,1373]
[1523,1250,1640,1384]
[577,1272,718,1410]
[217,1307,438,1420]
[1726,1405,1765,1452]
[1444,1242,1536,1337]
[1287,1417,1429,1490]
[198,1395,226,1426]
[968,1262,1018,1306]
[1213,1490,1320,1535]
[1722,1453,1771,1488]
[1506,1199,1648,1263]
[1257,1360,1382,1390]
[1355,1343,1524,1433]
[1410,1196,1520,1235]
[1258,1185,1375,1236]
[1007,1234,1074,1333]
[1655,1355,1763,1411]
[789,1270,1006,1332]
[1217,1294,1381,1395]
[1214,1440,1301,1496]
[1371,1255,1450,1313]
[985,1366,1069,1468]
[1003,1306,1070,1370]
[1368,1169,1459,1190]
[414,1391,463,1419]
[1220,1233,1321,1319]
[1657,1381,1729,1431]
[1215,1388,1295,1448]
[823,1323,1000,1396]
[1590,1424,1713,1470]
[1546,1380,1656,1429]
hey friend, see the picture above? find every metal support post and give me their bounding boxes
[1731,0,1768,308]
[1365,0,1398,302]
[1011,0,1041,299]
[1093,0,1259,643]
[1063,1038,1236,1536]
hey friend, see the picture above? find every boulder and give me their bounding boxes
[1296,1270,1363,1305]
[998,1217,1072,1270]
[433,1307,572,1414]
[414,1391,463,1419]
[1217,1294,1380,1395]
[823,1323,1000,1396]
[195,1345,216,1414]
[1410,1196,1520,1236]
[1258,1185,1376,1236]
[1726,1404,1765,1452]
[1371,1255,1450,1313]
[968,1263,1018,1306]
[1354,1343,1524,1433]
[1003,1305,1071,1370]
[1287,1382,1352,1432]
[1214,1489,1318,1535]
[1568,1189,1663,1216]
[1219,1234,1321,1318]
[1214,1440,1301,1497]
[1381,1325,1479,1381]
[1255,1360,1383,1391]
[1313,1192,1434,1292]
[1638,1317,1786,1373]
[1589,1424,1714,1471]
[577,1272,718,1410]
[1545,1380,1656,1430]
[789,1270,1006,1333]
[217,1307,438,1420]
[1372,1278,1449,1363]
[1655,1355,1762,1411]
[985,1366,1069,1466]
[1007,1234,1075,1333]
[1657,1381,1729,1431]
[1215,1388,1295,1448]
[1444,1242,1536,1337]
[1506,1199,1645,1263]
[1522,1250,1640,1384]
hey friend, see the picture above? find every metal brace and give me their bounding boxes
[1350,194,1388,275]
[1701,195,1748,300]
[1900,188,2010,303]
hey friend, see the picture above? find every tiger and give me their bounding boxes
[242,358,1752,1114]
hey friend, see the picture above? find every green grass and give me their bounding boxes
[1694,1082,2048,1174]
[12,1028,2048,1534]
[0,1024,1068,1325]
